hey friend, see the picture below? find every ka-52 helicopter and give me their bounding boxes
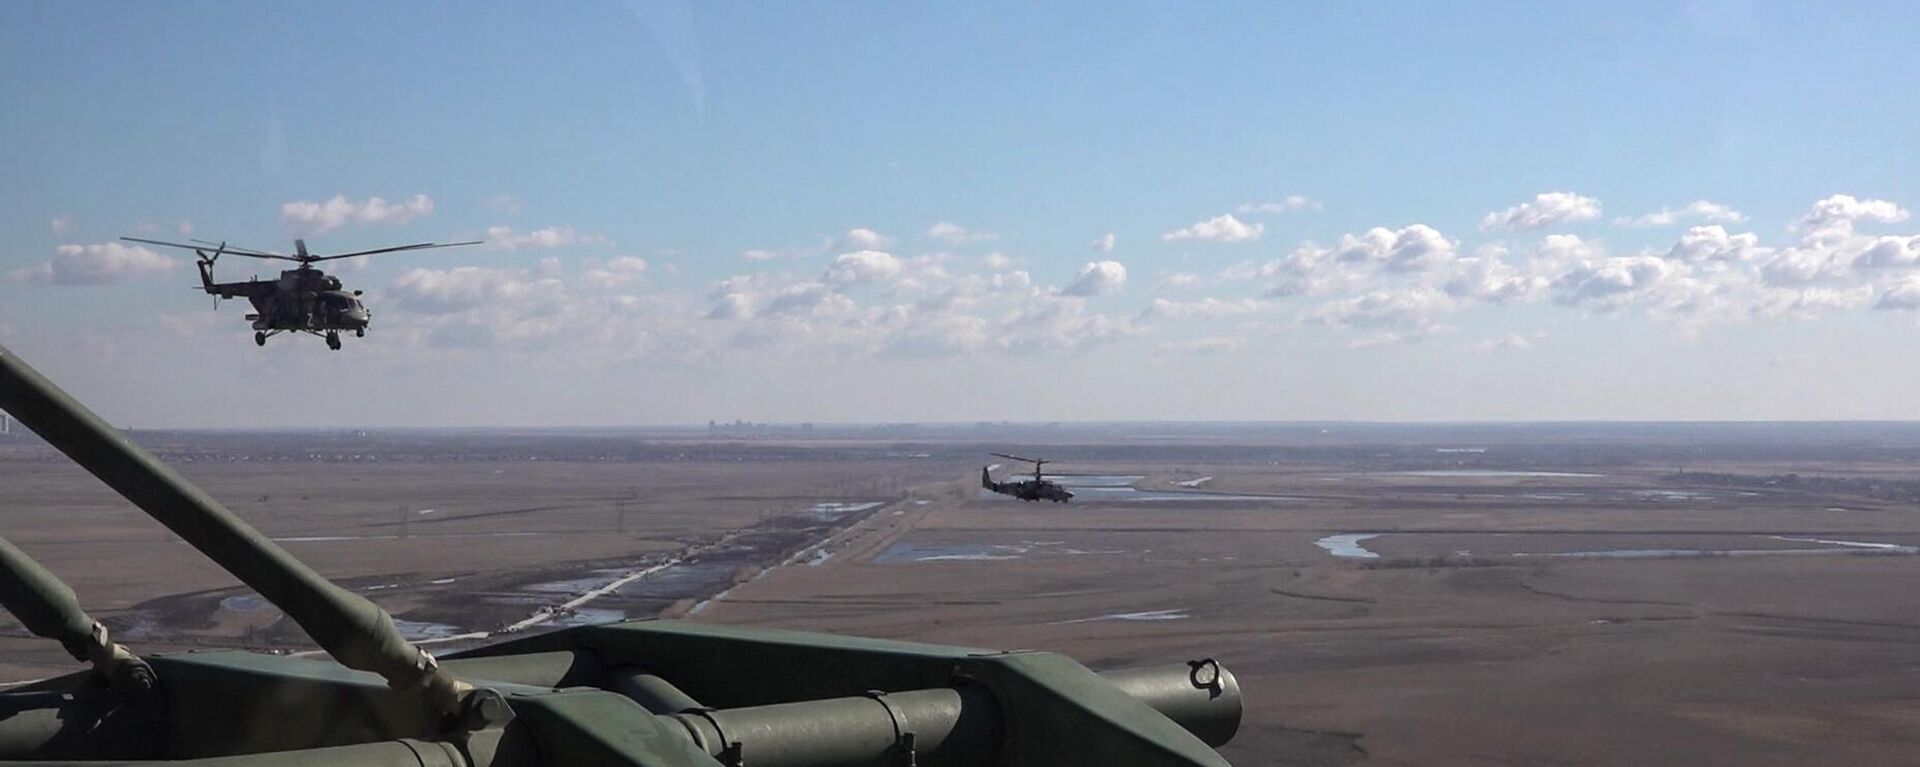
[121,236,480,350]
[983,452,1075,502]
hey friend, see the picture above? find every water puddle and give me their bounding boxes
[875,540,1125,563]
[1386,470,1603,478]
[1315,533,1383,559]
[1054,609,1190,624]
[806,502,884,516]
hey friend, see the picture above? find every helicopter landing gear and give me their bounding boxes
[325,331,341,351]
[355,328,365,338]
[254,331,266,347]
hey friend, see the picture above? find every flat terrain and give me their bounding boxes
[6,424,1920,765]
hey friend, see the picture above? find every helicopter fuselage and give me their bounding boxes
[982,466,1074,502]
[203,264,369,349]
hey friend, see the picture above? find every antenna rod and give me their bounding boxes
[0,343,466,714]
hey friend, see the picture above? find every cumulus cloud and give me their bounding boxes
[484,225,606,251]
[1236,196,1321,214]
[1875,276,1920,311]
[1328,224,1457,273]
[49,215,71,233]
[1091,233,1116,252]
[1797,194,1909,239]
[1615,200,1746,228]
[1480,192,1602,232]
[926,222,997,244]
[823,250,903,286]
[1665,225,1767,262]
[280,194,435,235]
[841,228,892,250]
[1062,260,1128,296]
[11,243,175,286]
[1854,235,1920,270]
[1162,213,1263,243]
[1444,244,1549,303]
[1553,254,1679,307]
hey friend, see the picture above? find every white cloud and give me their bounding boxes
[1875,275,1920,311]
[1854,235,1920,270]
[1091,233,1116,252]
[1665,225,1767,262]
[49,215,71,233]
[484,225,606,251]
[1236,196,1321,214]
[926,222,997,244]
[1162,213,1264,243]
[842,228,892,250]
[1480,192,1603,232]
[1797,194,1909,240]
[824,250,902,286]
[1328,224,1457,273]
[10,243,175,286]
[1553,254,1678,306]
[742,249,784,261]
[1062,260,1128,296]
[1614,200,1746,228]
[1444,244,1549,303]
[280,194,435,235]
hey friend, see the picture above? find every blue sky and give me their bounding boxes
[5,2,1920,427]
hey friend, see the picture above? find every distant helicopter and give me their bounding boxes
[121,236,479,350]
[982,452,1075,502]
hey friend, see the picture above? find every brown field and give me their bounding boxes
[5,425,1920,765]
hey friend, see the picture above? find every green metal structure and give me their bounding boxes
[0,343,1241,766]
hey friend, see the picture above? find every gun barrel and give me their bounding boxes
[0,344,460,711]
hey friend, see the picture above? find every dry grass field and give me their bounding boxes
[6,426,1920,765]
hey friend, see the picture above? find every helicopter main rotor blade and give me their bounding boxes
[119,237,301,262]
[121,237,287,258]
[991,452,1044,464]
[187,238,286,258]
[308,240,483,261]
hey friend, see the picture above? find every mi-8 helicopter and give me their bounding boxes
[121,236,479,350]
[982,452,1075,502]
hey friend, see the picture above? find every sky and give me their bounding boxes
[5,1,1920,428]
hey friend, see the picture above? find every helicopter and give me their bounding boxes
[983,452,1075,502]
[120,236,480,350]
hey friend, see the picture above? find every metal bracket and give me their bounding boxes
[687,707,744,767]
[1188,657,1223,698]
[863,690,918,767]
